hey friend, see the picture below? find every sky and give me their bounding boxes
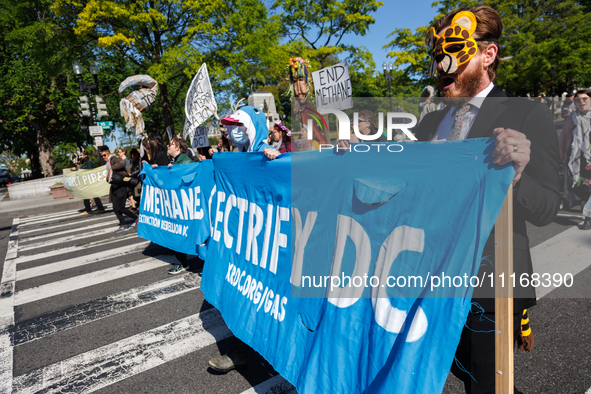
[104,0,439,151]
[346,0,439,72]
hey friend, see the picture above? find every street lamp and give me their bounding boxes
[383,61,394,111]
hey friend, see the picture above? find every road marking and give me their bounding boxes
[18,214,114,235]
[0,218,18,394]
[12,309,232,393]
[18,227,138,252]
[14,233,142,265]
[15,255,175,306]
[17,241,151,280]
[18,206,113,227]
[19,210,94,225]
[19,205,113,222]
[531,226,591,298]
[239,375,297,394]
[18,218,121,243]
[13,273,201,346]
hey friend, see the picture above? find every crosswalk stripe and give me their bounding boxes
[239,375,297,394]
[14,233,141,265]
[18,214,115,235]
[19,210,94,225]
[17,241,151,280]
[12,309,232,394]
[18,206,113,227]
[19,227,138,252]
[13,273,201,346]
[19,205,113,222]
[0,218,18,394]
[19,218,122,243]
[20,209,85,222]
[15,255,176,306]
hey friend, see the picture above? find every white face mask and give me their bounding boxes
[228,126,248,145]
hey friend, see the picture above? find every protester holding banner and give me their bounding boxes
[161,136,199,274]
[141,136,169,167]
[417,6,560,393]
[72,150,106,215]
[270,121,297,153]
[207,105,280,372]
[167,137,192,166]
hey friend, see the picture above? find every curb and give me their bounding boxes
[0,197,110,219]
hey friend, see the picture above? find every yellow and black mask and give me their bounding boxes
[428,11,478,77]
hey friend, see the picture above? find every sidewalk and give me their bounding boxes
[0,194,109,219]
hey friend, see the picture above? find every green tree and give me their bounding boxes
[0,0,98,177]
[274,0,383,70]
[53,0,284,134]
[384,0,591,96]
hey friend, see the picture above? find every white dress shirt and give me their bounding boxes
[432,82,495,141]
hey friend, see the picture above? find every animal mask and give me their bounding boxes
[428,11,478,76]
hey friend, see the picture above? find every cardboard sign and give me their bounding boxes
[191,125,209,149]
[312,60,353,110]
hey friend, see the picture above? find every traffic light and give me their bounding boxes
[96,96,108,118]
[78,96,91,117]
[78,114,89,133]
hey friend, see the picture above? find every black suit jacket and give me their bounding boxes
[416,86,561,311]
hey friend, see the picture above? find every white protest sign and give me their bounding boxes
[184,63,217,139]
[191,125,209,149]
[312,60,353,110]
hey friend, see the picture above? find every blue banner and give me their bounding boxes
[201,139,514,394]
[138,161,215,255]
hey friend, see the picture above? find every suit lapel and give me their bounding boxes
[419,106,451,141]
[468,86,509,139]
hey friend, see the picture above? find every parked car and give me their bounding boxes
[0,167,10,187]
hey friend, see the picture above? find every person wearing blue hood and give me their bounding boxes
[219,105,281,159]
[208,106,281,373]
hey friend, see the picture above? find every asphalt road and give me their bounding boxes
[0,199,590,394]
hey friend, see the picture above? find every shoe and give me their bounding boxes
[114,225,129,234]
[168,264,187,275]
[131,220,138,229]
[80,211,90,215]
[581,217,591,230]
[95,209,106,214]
[208,349,249,373]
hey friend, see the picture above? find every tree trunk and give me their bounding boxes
[29,147,42,179]
[36,124,57,177]
[160,82,175,134]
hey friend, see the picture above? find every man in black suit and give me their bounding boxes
[416,5,560,394]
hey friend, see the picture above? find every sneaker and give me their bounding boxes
[95,209,106,214]
[80,211,90,215]
[114,225,129,234]
[580,217,591,230]
[168,264,187,275]
[131,220,138,229]
[208,348,249,373]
